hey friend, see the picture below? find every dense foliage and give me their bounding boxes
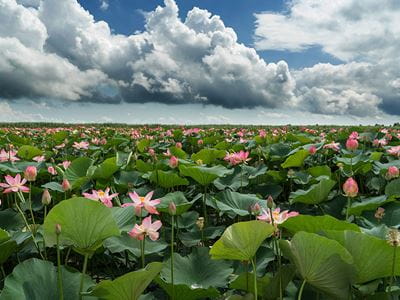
[0,124,400,299]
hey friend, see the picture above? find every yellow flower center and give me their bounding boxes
[98,191,105,197]
[139,196,146,202]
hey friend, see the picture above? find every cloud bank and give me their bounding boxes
[1,0,295,110]
[255,0,400,115]
[1,0,399,117]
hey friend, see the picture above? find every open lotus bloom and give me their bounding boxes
[122,191,160,215]
[129,216,162,241]
[82,188,118,208]
[0,174,30,193]
[257,207,299,225]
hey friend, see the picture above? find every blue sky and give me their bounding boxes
[0,0,399,124]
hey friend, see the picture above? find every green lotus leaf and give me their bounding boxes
[280,215,360,235]
[0,229,17,265]
[191,148,226,165]
[92,157,120,179]
[281,149,309,168]
[324,230,400,283]
[210,221,274,261]
[160,247,232,289]
[279,232,355,299]
[17,145,42,160]
[0,258,94,300]
[91,262,163,300]
[289,177,336,204]
[179,164,233,186]
[64,157,93,189]
[208,190,267,218]
[44,197,120,255]
[149,170,189,189]
[104,232,168,257]
[348,195,395,216]
[157,192,197,215]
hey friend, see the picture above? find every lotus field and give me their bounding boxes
[1,125,400,300]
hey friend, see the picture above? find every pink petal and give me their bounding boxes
[150,220,162,231]
[144,191,154,202]
[148,231,159,241]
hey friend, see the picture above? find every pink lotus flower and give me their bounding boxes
[224,151,251,166]
[169,156,179,168]
[309,145,317,155]
[0,174,30,193]
[0,150,20,162]
[48,166,57,175]
[257,207,299,225]
[323,141,340,152]
[61,179,71,191]
[343,177,358,198]
[129,216,162,241]
[386,166,399,180]
[33,155,46,162]
[82,188,118,208]
[349,131,359,140]
[122,191,160,216]
[73,141,89,150]
[387,146,400,157]
[346,138,358,151]
[24,166,37,181]
[60,160,71,169]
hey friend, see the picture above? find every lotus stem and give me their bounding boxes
[389,245,397,293]
[346,197,351,221]
[171,214,175,300]
[28,182,36,229]
[202,186,208,226]
[79,253,89,300]
[141,237,146,268]
[298,280,306,300]
[251,258,258,300]
[56,233,64,300]
[15,199,44,259]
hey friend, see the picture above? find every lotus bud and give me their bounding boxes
[169,156,179,168]
[251,203,261,216]
[386,166,399,180]
[337,162,344,170]
[196,217,205,231]
[168,201,177,216]
[346,138,358,151]
[176,142,182,149]
[197,139,203,145]
[55,224,62,235]
[61,178,71,191]
[374,207,385,221]
[24,166,37,182]
[48,166,57,175]
[266,195,274,209]
[343,177,358,198]
[42,189,52,205]
[309,145,317,155]
[148,148,155,157]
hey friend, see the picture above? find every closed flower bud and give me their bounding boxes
[374,207,385,220]
[55,224,62,235]
[148,148,155,157]
[24,166,37,181]
[386,166,399,180]
[309,145,317,155]
[168,201,177,216]
[343,177,358,198]
[251,203,261,215]
[169,156,179,168]
[267,195,274,209]
[41,189,52,205]
[346,138,358,151]
[175,142,182,149]
[61,178,71,191]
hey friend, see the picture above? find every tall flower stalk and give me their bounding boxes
[169,201,177,300]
